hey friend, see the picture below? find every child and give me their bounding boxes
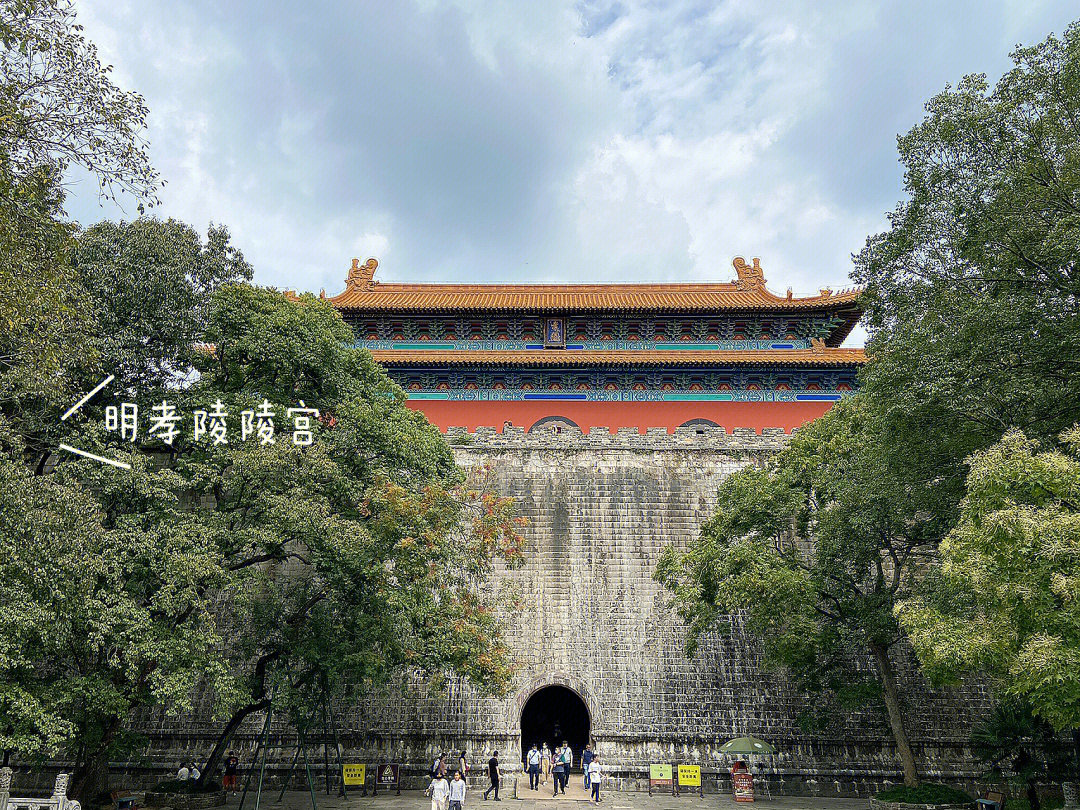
[223,751,239,792]
[588,755,602,804]
[449,770,467,810]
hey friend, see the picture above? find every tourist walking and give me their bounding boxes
[526,744,541,791]
[483,751,500,800]
[426,772,450,810]
[558,742,572,793]
[459,751,469,780]
[449,771,467,810]
[541,743,551,786]
[551,746,565,796]
[582,744,594,788]
[223,751,239,793]
[588,755,602,804]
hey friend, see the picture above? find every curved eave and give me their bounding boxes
[368,348,866,367]
[827,310,861,346]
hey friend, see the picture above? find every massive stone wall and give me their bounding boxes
[125,425,991,797]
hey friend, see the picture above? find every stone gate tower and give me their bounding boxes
[244,259,980,794]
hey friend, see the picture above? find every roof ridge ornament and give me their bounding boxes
[345,257,379,292]
[732,256,766,291]
[810,337,826,354]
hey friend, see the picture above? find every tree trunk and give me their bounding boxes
[198,699,270,788]
[1073,729,1080,781]
[70,717,122,802]
[1064,730,1080,810]
[1026,778,1040,810]
[870,642,919,788]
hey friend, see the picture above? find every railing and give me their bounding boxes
[0,769,81,810]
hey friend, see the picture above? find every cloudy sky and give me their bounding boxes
[67,0,1077,312]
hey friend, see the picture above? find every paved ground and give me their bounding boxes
[225,786,868,810]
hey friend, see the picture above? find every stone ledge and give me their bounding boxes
[446,424,791,451]
[868,799,975,810]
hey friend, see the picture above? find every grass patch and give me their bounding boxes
[876,783,975,805]
[1001,798,1064,810]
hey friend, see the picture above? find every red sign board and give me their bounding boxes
[733,771,754,802]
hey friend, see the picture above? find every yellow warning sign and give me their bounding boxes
[343,764,366,786]
[677,765,701,787]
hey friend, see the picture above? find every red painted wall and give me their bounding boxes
[405,399,835,434]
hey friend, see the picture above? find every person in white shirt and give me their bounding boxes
[526,745,541,791]
[449,770,467,810]
[190,764,201,782]
[176,764,190,781]
[426,774,451,810]
[588,756,602,804]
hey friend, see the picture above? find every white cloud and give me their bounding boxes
[67,0,1080,347]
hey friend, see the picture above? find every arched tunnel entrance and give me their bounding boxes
[520,685,590,768]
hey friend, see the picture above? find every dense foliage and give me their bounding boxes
[856,21,1080,777]
[0,1,524,798]
[0,261,525,800]
[897,430,1080,732]
[854,23,1080,519]
[660,19,1080,794]
[656,399,932,786]
[969,698,1074,810]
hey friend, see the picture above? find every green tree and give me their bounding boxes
[72,219,252,394]
[0,428,232,791]
[0,0,160,204]
[0,0,162,457]
[180,285,525,785]
[896,429,1080,762]
[0,281,524,798]
[841,23,1080,788]
[970,698,1073,810]
[853,22,1080,526]
[0,161,85,455]
[656,399,942,787]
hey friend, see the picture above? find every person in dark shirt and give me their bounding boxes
[223,751,239,792]
[483,751,500,801]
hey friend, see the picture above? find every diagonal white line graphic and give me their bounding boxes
[58,443,132,470]
[61,374,115,421]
